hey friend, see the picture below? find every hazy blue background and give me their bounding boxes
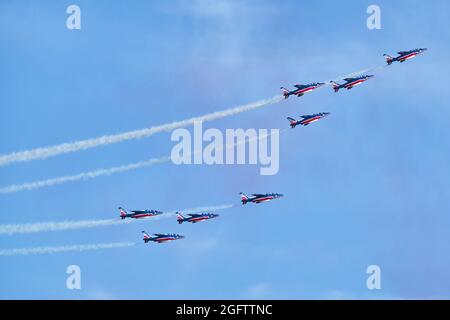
[1,0,449,299]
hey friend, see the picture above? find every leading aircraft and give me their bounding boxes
[287,112,330,128]
[142,231,184,244]
[240,192,283,205]
[280,82,325,99]
[119,207,163,219]
[176,212,219,224]
[383,48,427,65]
[330,75,374,92]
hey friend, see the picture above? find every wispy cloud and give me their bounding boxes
[245,282,271,299]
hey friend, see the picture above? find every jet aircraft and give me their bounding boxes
[142,231,184,243]
[119,207,163,219]
[280,82,325,99]
[330,75,374,92]
[176,212,219,224]
[287,112,330,128]
[383,48,427,65]
[240,192,283,205]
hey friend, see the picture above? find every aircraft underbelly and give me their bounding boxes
[133,214,150,218]
[304,118,319,124]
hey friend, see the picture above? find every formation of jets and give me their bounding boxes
[279,49,427,129]
[121,48,426,247]
[280,48,426,97]
[123,192,284,245]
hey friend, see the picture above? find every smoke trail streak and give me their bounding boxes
[0,95,283,167]
[334,64,387,81]
[0,242,135,256]
[0,204,234,236]
[336,66,377,80]
[321,64,387,87]
[0,156,171,194]
[0,128,286,194]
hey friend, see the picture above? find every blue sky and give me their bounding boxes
[1,0,449,299]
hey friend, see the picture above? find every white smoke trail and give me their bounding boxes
[0,204,234,236]
[330,64,387,83]
[0,156,171,194]
[0,242,136,257]
[0,218,130,235]
[0,128,286,194]
[307,64,387,92]
[0,95,283,167]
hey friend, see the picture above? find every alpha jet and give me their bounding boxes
[287,112,330,128]
[280,82,325,99]
[240,192,283,205]
[119,207,163,219]
[142,231,184,244]
[330,75,374,92]
[383,48,427,65]
[176,212,219,224]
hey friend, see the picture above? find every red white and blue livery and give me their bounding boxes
[330,75,374,92]
[142,231,184,244]
[240,192,283,205]
[176,212,219,224]
[383,48,427,65]
[287,112,330,128]
[280,82,325,99]
[119,207,163,219]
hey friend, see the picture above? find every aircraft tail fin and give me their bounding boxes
[383,54,394,65]
[330,81,340,92]
[176,212,185,224]
[142,231,151,243]
[280,87,290,99]
[240,192,249,204]
[287,117,297,128]
[118,207,127,219]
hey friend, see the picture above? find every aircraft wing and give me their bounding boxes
[343,78,355,82]
[187,214,201,217]
[154,233,166,237]
[397,51,408,55]
[252,194,266,197]
[293,84,306,89]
